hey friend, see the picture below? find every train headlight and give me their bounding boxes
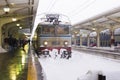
[64,41,68,45]
[44,41,48,46]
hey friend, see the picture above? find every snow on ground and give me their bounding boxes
[0,46,7,53]
[90,46,115,50]
[38,50,120,80]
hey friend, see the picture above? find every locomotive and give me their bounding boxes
[35,14,72,58]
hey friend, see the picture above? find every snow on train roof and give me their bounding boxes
[100,28,120,35]
[89,28,120,37]
[79,28,120,37]
[38,22,71,26]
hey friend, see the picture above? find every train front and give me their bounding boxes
[34,14,72,58]
[37,23,71,56]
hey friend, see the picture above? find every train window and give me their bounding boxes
[40,25,69,35]
[42,26,55,34]
[56,25,69,34]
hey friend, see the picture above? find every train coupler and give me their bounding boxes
[42,50,51,57]
[61,51,72,59]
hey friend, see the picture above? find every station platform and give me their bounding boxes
[0,44,43,80]
[73,46,120,60]
[73,45,119,53]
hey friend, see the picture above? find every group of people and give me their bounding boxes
[4,35,29,51]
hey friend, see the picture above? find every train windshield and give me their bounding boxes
[41,25,69,35]
[41,25,55,34]
[56,25,69,34]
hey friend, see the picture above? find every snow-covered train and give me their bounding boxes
[34,14,72,58]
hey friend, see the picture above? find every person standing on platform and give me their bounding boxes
[8,35,14,51]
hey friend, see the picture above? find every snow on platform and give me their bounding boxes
[0,46,7,53]
[38,50,120,80]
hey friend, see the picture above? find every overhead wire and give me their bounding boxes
[43,0,54,13]
[45,0,96,24]
[47,0,58,13]
[46,0,96,24]
[67,0,90,15]
[69,0,97,18]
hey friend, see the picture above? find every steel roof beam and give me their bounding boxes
[106,17,120,23]
[0,3,33,9]
[74,6,120,26]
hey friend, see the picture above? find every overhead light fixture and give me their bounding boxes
[3,6,10,14]
[19,27,22,29]
[12,18,17,21]
[16,24,20,26]
[10,3,15,5]
[92,28,96,31]
[74,31,78,34]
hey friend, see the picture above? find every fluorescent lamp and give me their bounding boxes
[12,18,17,21]
[16,24,20,26]
[19,27,22,29]
[3,6,10,14]
[92,28,96,31]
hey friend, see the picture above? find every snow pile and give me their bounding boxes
[49,49,59,58]
[0,46,7,53]
[39,50,120,80]
[91,47,115,50]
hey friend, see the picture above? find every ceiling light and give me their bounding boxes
[3,6,10,14]
[16,24,20,26]
[10,3,15,5]
[12,18,17,21]
[74,31,78,34]
[19,27,22,29]
[92,28,96,31]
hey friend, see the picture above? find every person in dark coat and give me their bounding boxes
[8,35,14,51]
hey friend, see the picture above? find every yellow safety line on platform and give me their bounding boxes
[27,57,37,80]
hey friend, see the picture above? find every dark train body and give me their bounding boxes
[74,32,120,47]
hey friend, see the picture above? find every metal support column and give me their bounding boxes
[80,34,82,46]
[96,30,100,47]
[87,34,90,47]
[110,29,115,47]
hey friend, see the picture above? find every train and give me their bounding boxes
[74,31,120,47]
[34,14,72,58]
